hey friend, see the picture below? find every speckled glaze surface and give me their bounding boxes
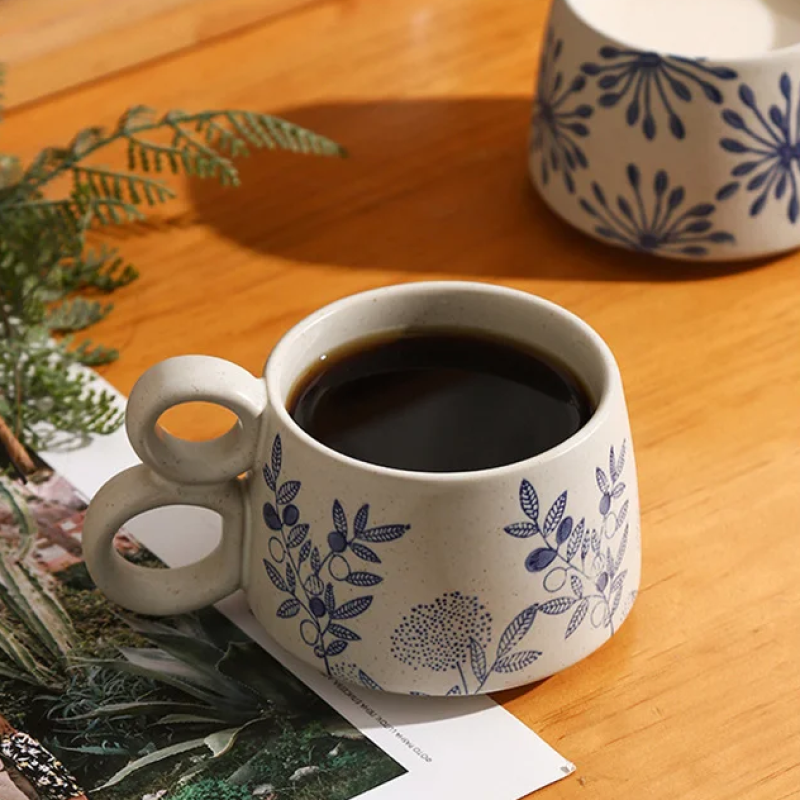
[83,282,641,696]
[530,0,800,261]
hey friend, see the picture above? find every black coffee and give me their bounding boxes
[288,329,594,473]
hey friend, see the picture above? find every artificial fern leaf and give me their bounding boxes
[73,165,176,206]
[46,298,112,332]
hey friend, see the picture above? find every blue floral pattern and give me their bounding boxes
[716,75,800,223]
[531,27,594,194]
[581,48,737,141]
[262,434,411,676]
[580,164,735,257]
[505,441,633,645]
[387,442,636,695]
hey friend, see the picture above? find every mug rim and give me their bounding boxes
[561,0,800,64]
[264,281,622,483]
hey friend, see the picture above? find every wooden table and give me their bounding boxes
[3,0,800,797]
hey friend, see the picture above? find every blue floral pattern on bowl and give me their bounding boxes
[581,48,738,140]
[716,75,800,223]
[580,164,735,257]
[530,27,594,195]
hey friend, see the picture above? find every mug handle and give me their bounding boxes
[82,355,267,616]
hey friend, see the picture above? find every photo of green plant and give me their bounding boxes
[0,460,407,800]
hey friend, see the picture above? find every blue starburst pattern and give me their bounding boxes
[505,441,633,644]
[716,75,800,223]
[581,48,737,140]
[579,164,736,257]
[531,26,594,194]
[262,434,411,676]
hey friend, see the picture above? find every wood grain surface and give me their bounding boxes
[2,0,800,796]
[0,0,313,109]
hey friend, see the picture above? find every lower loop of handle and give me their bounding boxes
[83,464,246,616]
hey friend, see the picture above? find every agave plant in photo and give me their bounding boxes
[76,612,348,789]
[0,475,76,689]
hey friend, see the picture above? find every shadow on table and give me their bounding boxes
[189,97,775,282]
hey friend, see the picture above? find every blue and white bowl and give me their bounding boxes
[529,0,800,261]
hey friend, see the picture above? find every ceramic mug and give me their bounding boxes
[530,0,800,261]
[83,282,641,696]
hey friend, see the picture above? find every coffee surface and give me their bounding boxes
[288,329,594,472]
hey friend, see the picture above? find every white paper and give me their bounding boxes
[42,376,575,800]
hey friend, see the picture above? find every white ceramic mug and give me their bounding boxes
[83,282,641,696]
[530,0,800,261]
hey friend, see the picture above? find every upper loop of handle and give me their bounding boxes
[126,355,267,485]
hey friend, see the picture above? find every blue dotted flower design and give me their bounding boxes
[582,48,737,140]
[391,592,541,695]
[717,75,800,223]
[531,27,594,194]
[505,441,634,643]
[262,434,410,675]
[580,164,735,257]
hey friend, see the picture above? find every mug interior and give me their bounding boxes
[568,0,800,59]
[266,282,616,475]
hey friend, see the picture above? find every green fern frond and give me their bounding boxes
[46,297,112,332]
[74,165,176,206]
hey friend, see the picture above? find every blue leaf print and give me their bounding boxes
[606,547,615,578]
[596,467,609,493]
[287,524,309,548]
[543,492,567,536]
[581,527,592,562]
[358,670,383,691]
[285,563,296,592]
[277,598,301,618]
[354,504,369,535]
[305,575,324,595]
[591,529,602,555]
[570,575,583,598]
[497,605,538,657]
[325,583,336,613]
[350,543,381,563]
[447,685,462,696]
[565,598,589,638]
[616,500,629,531]
[263,560,288,592]
[504,522,539,539]
[328,624,361,641]
[332,500,347,534]
[494,650,542,673]
[298,540,311,565]
[614,527,629,574]
[276,481,301,505]
[566,518,585,561]
[327,640,348,657]
[469,637,487,684]
[596,572,609,593]
[519,480,540,524]
[345,572,383,587]
[332,597,373,620]
[556,516,573,545]
[358,524,409,543]
[612,482,626,499]
[311,546,321,574]
[539,597,577,615]
[262,463,276,491]
[526,547,558,572]
[271,435,282,481]
[263,503,282,531]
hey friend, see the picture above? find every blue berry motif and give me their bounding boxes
[531,26,594,194]
[580,164,735,257]
[717,75,800,223]
[262,434,410,676]
[505,441,635,643]
[582,48,737,141]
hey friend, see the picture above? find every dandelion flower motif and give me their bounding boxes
[582,48,737,140]
[531,27,594,194]
[717,75,800,223]
[580,164,735,257]
[390,592,492,673]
